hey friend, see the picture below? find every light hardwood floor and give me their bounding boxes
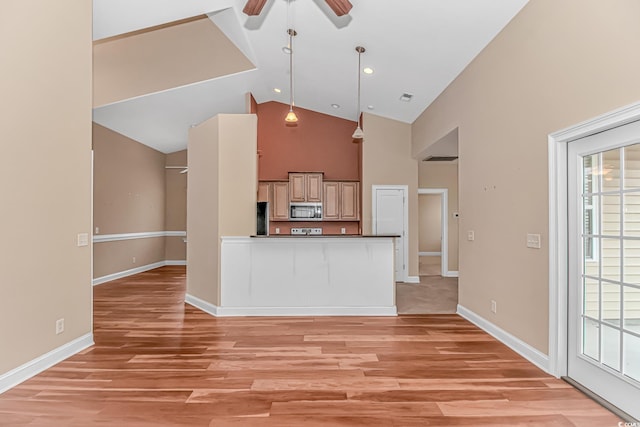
[0,266,620,426]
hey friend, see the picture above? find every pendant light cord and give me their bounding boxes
[289,30,294,109]
[356,48,361,125]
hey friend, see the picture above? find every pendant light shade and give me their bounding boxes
[285,28,298,123]
[352,46,365,142]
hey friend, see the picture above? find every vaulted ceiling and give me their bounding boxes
[92,0,529,153]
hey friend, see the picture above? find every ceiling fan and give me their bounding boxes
[242,0,353,17]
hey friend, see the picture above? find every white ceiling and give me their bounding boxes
[92,0,529,153]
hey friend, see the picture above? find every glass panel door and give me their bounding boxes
[568,120,640,420]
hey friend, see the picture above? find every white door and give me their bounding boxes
[373,187,406,282]
[568,119,640,419]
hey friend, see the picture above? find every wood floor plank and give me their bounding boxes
[0,266,622,426]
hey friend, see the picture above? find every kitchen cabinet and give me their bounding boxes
[271,181,290,221]
[257,182,269,203]
[289,172,323,203]
[323,181,360,221]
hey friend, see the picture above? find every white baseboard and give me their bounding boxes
[444,270,459,278]
[185,293,219,316]
[404,276,420,284]
[185,294,397,317]
[0,333,93,394]
[93,260,186,285]
[457,304,550,373]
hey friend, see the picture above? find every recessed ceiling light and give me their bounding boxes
[367,105,374,110]
[331,104,340,109]
[363,67,374,74]
[273,88,282,93]
[282,46,291,54]
[399,93,413,102]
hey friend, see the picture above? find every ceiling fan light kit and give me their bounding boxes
[352,45,365,142]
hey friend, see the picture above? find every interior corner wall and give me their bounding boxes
[418,162,459,271]
[362,113,418,278]
[411,0,640,354]
[165,150,187,261]
[187,116,220,305]
[0,0,92,374]
[92,123,167,278]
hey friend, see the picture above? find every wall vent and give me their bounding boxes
[423,156,458,162]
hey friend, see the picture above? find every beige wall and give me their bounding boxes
[93,124,167,278]
[411,0,640,353]
[165,150,187,261]
[187,114,257,306]
[419,162,459,271]
[362,113,419,278]
[93,17,254,107]
[0,0,92,373]
[418,194,442,253]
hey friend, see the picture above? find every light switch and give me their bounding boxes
[77,233,89,247]
[467,231,475,241]
[527,233,541,249]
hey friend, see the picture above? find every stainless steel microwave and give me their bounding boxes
[290,203,323,221]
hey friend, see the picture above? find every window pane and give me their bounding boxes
[584,277,600,320]
[602,282,621,325]
[583,153,601,194]
[602,148,621,190]
[601,194,620,236]
[624,143,640,190]
[624,193,640,237]
[601,239,621,281]
[601,323,621,371]
[584,237,600,275]
[623,332,640,382]
[583,317,600,362]
[624,286,640,334]
[623,239,640,286]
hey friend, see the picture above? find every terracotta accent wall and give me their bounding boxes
[92,124,167,278]
[165,150,187,261]
[257,101,360,181]
[0,0,92,374]
[411,0,640,353]
[419,162,459,271]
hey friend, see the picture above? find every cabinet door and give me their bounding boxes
[289,173,306,202]
[257,182,269,203]
[272,182,290,221]
[306,173,323,202]
[340,182,360,220]
[323,182,340,220]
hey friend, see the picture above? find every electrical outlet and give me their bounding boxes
[467,230,475,241]
[275,228,280,234]
[341,227,346,234]
[491,300,497,314]
[95,227,99,234]
[132,257,136,264]
[55,318,64,335]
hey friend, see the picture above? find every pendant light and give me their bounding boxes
[284,27,298,123]
[352,46,365,141]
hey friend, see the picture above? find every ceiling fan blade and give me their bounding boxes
[243,0,268,16]
[324,0,353,16]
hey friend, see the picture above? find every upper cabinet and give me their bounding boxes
[289,172,323,203]
[323,181,360,221]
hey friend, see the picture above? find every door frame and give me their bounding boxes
[372,185,409,282]
[418,188,449,277]
[549,101,640,378]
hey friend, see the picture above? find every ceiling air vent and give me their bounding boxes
[399,93,413,102]
[423,156,458,162]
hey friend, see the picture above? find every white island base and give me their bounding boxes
[216,236,397,316]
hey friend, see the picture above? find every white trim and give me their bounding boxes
[419,251,441,256]
[0,333,93,394]
[92,261,166,285]
[548,101,640,378]
[457,304,549,373]
[372,185,410,282]
[217,306,398,317]
[165,260,187,266]
[443,270,459,278]
[185,293,219,316]
[418,188,449,280]
[93,231,186,243]
[405,276,420,284]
